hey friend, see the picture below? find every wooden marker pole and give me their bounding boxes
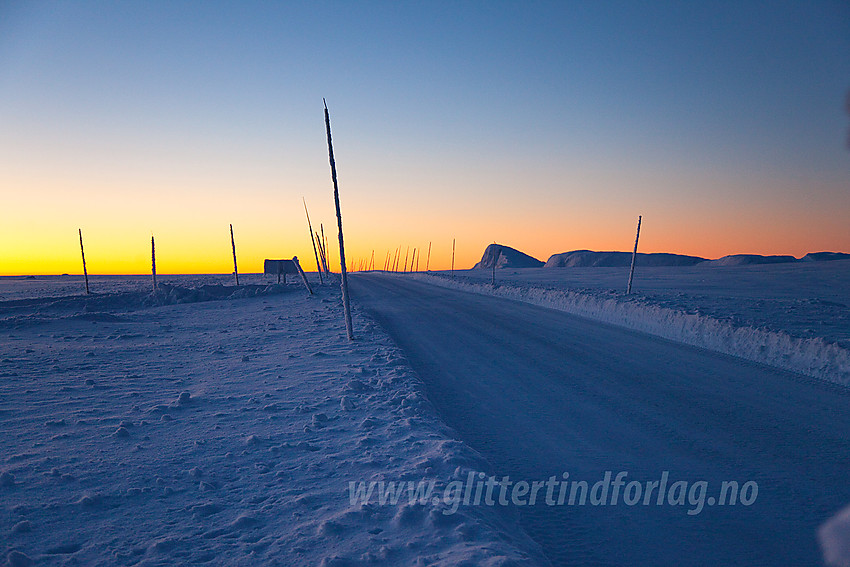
[230,224,240,286]
[303,199,323,284]
[426,241,431,272]
[323,99,353,340]
[78,229,90,295]
[627,215,642,294]
[451,238,456,275]
[151,235,158,291]
[403,246,409,273]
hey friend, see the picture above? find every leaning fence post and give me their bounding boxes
[293,256,314,295]
[78,229,90,294]
[324,99,354,340]
[627,215,642,294]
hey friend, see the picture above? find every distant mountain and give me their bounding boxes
[544,250,706,268]
[474,244,544,269]
[801,252,850,262]
[707,254,797,266]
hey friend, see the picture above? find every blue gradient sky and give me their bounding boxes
[1,1,848,274]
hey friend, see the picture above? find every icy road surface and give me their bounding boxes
[350,274,850,567]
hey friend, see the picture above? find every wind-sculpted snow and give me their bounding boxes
[0,282,296,330]
[411,273,850,385]
[0,277,546,565]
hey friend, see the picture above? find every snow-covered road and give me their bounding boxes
[350,274,850,566]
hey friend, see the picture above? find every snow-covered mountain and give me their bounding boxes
[473,244,544,269]
[545,250,706,268]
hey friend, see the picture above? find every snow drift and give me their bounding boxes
[473,244,544,269]
[545,250,706,268]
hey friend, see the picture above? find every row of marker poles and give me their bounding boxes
[77,225,243,295]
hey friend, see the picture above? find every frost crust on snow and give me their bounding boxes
[412,273,850,385]
[0,277,548,566]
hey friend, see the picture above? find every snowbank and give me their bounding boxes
[410,273,850,386]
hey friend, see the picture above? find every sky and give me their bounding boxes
[1,0,848,275]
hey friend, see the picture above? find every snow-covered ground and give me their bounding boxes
[413,261,850,384]
[3,262,848,565]
[0,277,546,566]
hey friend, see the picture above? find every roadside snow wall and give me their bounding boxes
[410,273,850,386]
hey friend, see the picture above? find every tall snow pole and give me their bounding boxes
[415,248,420,272]
[151,235,158,291]
[324,99,354,340]
[316,230,328,274]
[627,215,642,295]
[230,224,239,286]
[369,250,375,271]
[78,228,90,295]
[403,246,409,273]
[451,238,456,275]
[320,224,330,273]
[303,198,323,284]
[426,241,431,272]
